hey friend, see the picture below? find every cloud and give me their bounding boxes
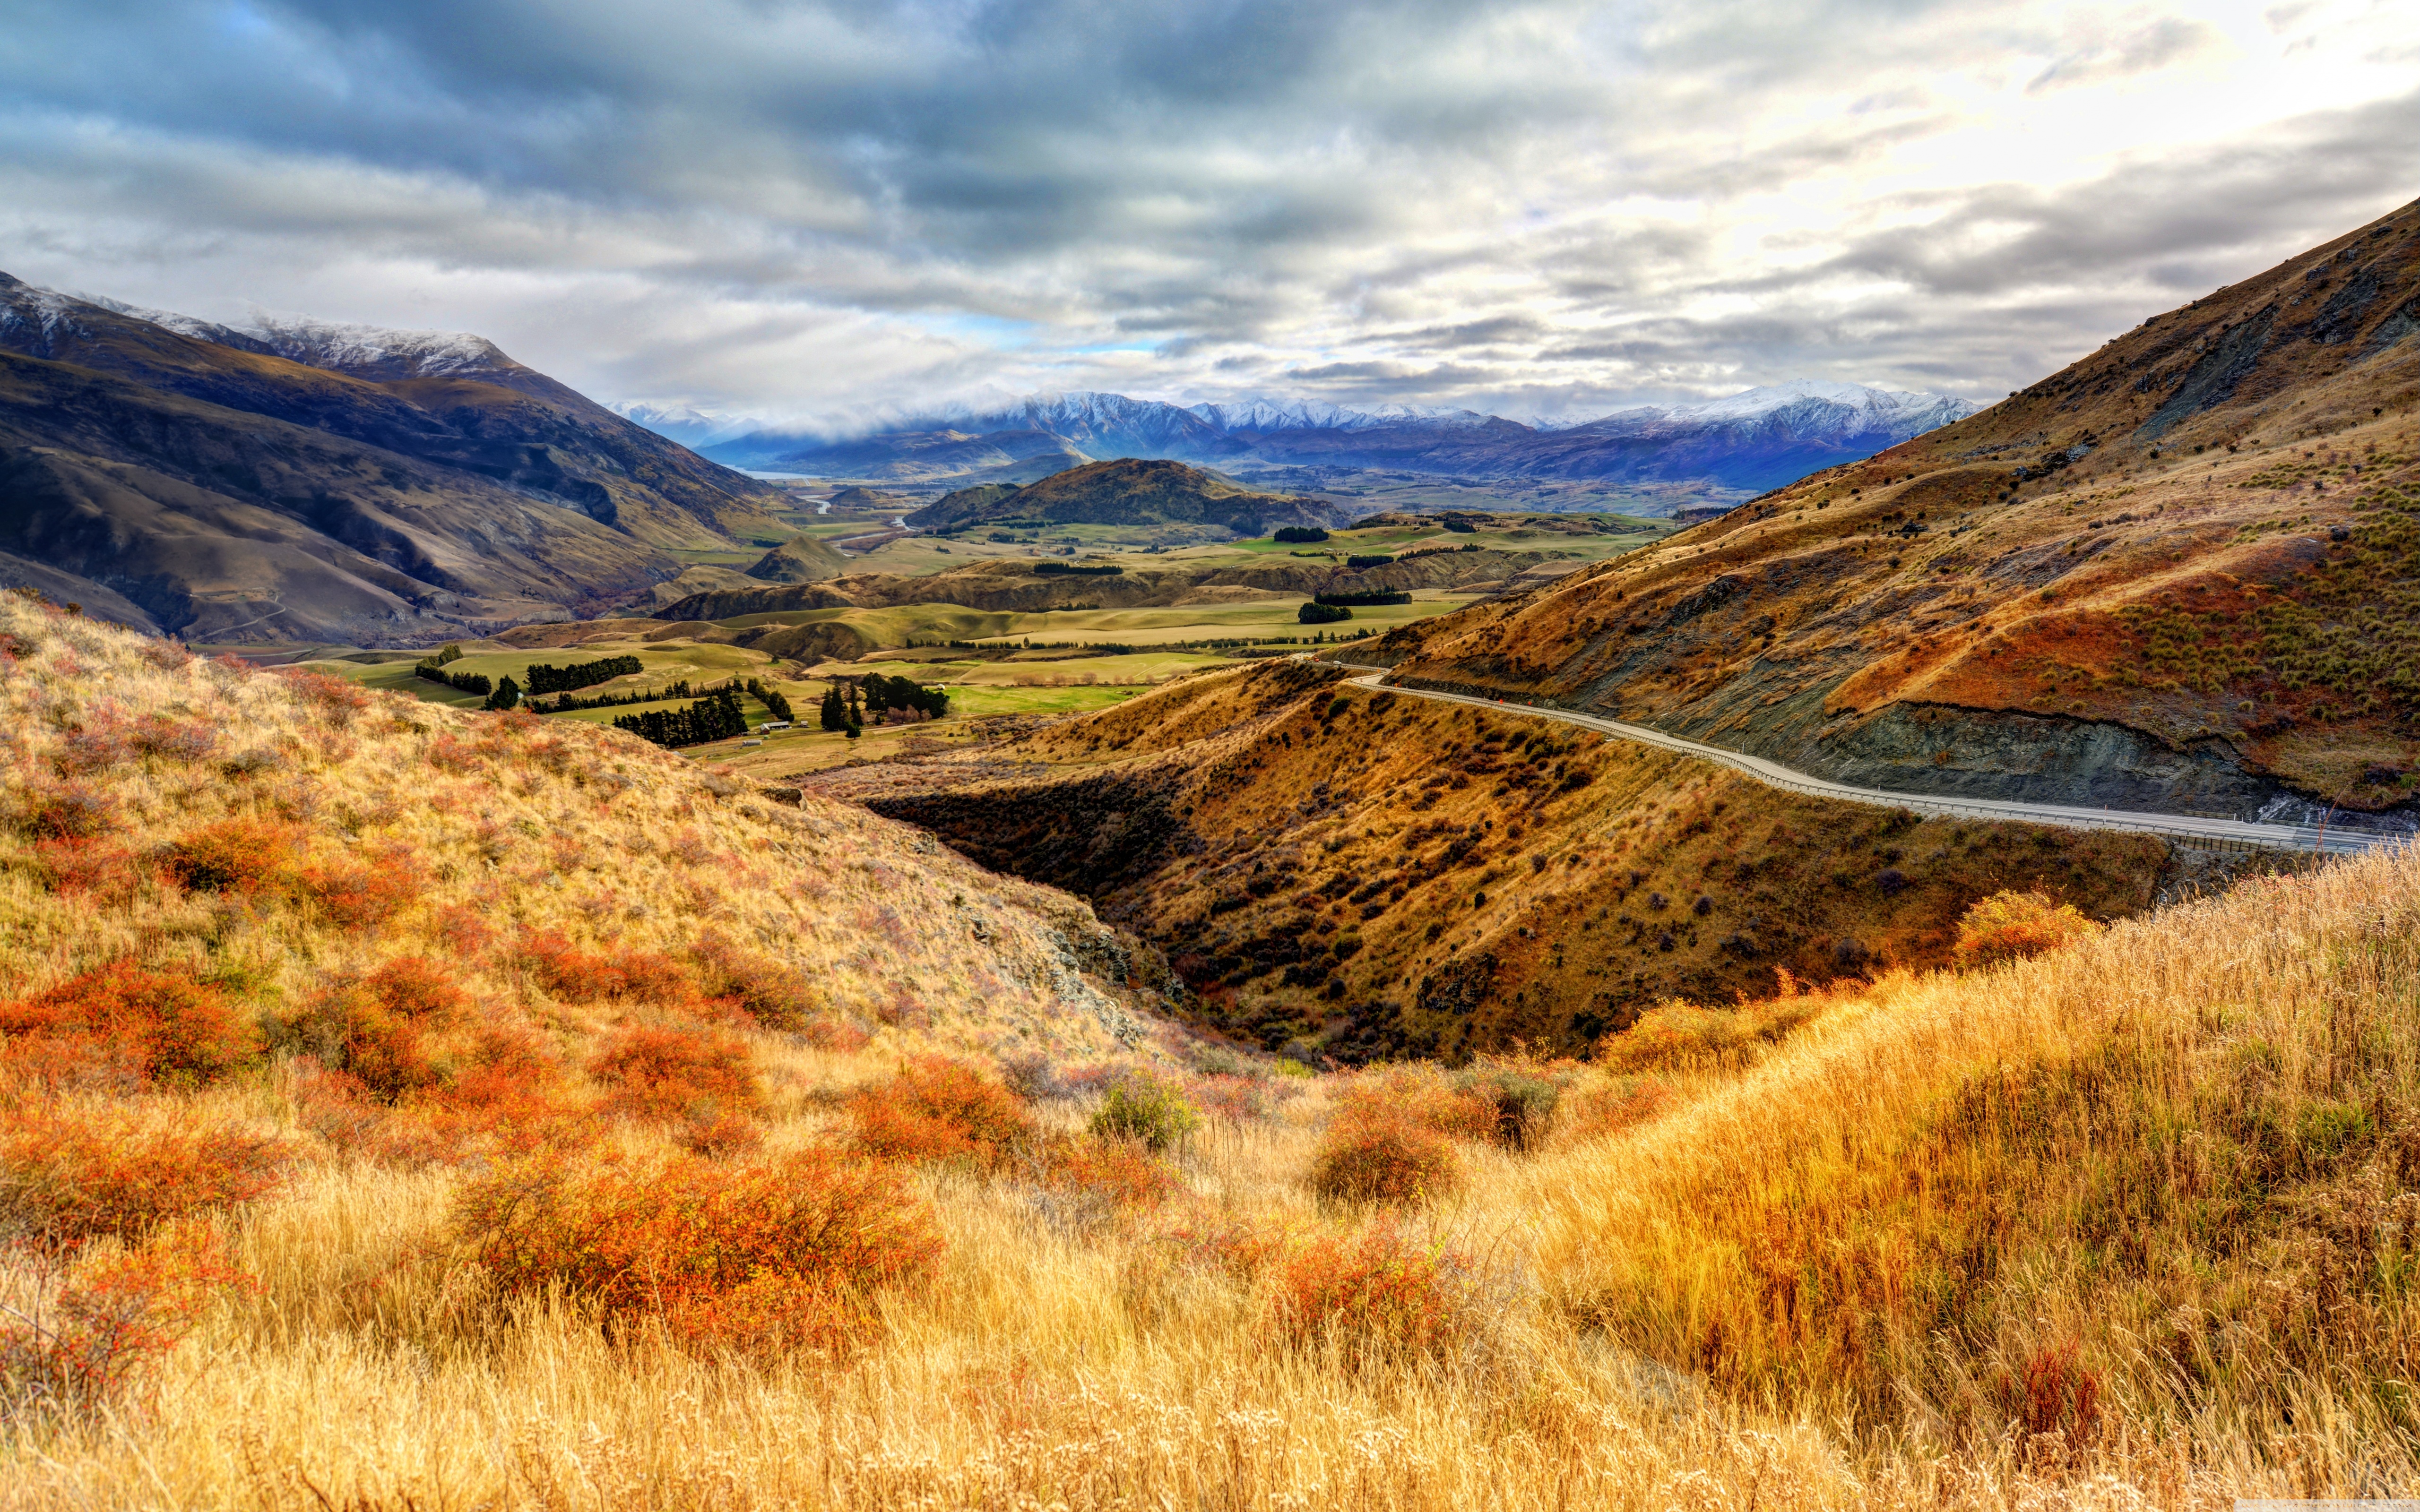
[0,0,2412,426]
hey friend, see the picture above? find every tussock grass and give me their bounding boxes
[5,591,2420,1506]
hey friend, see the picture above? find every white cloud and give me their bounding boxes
[0,0,2411,427]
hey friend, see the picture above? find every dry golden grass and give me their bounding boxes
[5,590,2420,1508]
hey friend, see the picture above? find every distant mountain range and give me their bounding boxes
[684,381,1981,504]
[0,275,785,643]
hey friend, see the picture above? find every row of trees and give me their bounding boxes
[524,655,642,696]
[818,674,949,736]
[613,687,750,748]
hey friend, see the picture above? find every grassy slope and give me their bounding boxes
[837,662,2211,1058]
[1367,200,2420,805]
[8,592,2420,1504]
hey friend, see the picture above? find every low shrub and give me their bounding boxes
[1334,1065,1496,1142]
[1454,1063,1562,1150]
[1954,889,2102,969]
[690,932,818,1030]
[160,818,295,895]
[1564,1074,1678,1143]
[16,782,118,842]
[271,667,372,724]
[0,962,253,1090]
[298,849,424,931]
[1089,1071,1202,1151]
[0,1223,251,1421]
[0,1107,292,1253]
[1305,1113,1462,1206]
[1596,995,1823,1073]
[32,839,147,901]
[449,1147,941,1355]
[849,1057,1037,1171]
[288,987,443,1103]
[1045,1136,1181,1211]
[587,1024,761,1125]
[519,930,695,1006]
[1272,1220,1478,1359]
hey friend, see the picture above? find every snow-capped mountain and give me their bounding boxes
[79,295,513,382]
[704,380,1978,500]
[614,402,765,450]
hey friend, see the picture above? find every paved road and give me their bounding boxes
[1340,670,2396,857]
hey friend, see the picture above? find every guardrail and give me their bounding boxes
[1338,667,2399,858]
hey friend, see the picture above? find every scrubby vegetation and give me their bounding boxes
[11,589,2420,1505]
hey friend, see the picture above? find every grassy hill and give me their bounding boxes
[0,275,790,644]
[1359,200,2420,826]
[833,660,2247,1058]
[7,589,2420,1503]
[906,458,1334,535]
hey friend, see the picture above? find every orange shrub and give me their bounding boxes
[0,1223,251,1418]
[0,1107,291,1253]
[1045,1137,1180,1211]
[15,782,118,841]
[1304,1113,1461,1207]
[270,667,371,723]
[0,962,253,1090]
[160,818,294,895]
[1333,1065,1497,1141]
[448,1147,941,1355]
[848,1057,1038,1171]
[588,1024,760,1124]
[1954,889,2103,969]
[428,904,497,957]
[361,956,472,1021]
[690,932,818,1030]
[1564,1075,1678,1143]
[290,988,442,1103]
[1272,1220,1477,1359]
[298,848,425,931]
[32,838,147,901]
[519,929,695,1006]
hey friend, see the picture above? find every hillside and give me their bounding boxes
[826,661,2232,1059]
[905,458,1334,536]
[648,542,1559,628]
[743,534,851,584]
[1359,199,2420,826]
[9,586,2420,1503]
[0,275,789,643]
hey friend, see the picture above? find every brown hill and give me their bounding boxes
[743,534,852,583]
[0,275,788,642]
[651,544,1558,630]
[1357,198,2420,825]
[905,458,1333,535]
[822,661,2247,1060]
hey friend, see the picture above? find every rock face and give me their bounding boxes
[1362,199,2420,816]
[0,273,788,643]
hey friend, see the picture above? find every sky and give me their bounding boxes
[2,0,2415,432]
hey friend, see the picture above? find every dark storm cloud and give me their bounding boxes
[0,0,2412,421]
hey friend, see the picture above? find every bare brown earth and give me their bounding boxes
[810,661,2292,1063]
[1362,199,2420,826]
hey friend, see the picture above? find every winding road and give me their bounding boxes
[1341,670,2397,857]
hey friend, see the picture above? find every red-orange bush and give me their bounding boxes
[298,848,425,931]
[0,1107,291,1252]
[588,1023,760,1124]
[0,962,253,1089]
[1045,1136,1180,1211]
[848,1057,1038,1171]
[1304,1113,1462,1207]
[428,904,497,957]
[1954,889,2103,969]
[32,838,147,901]
[271,667,371,724]
[449,1147,941,1355]
[1333,1065,1497,1141]
[160,818,295,895]
[1271,1220,1477,1359]
[519,930,696,1005]
[361,956,472,1021]
[0,1224,251,1418]
[1564,1075,1678,1144]
[15,782,118,842]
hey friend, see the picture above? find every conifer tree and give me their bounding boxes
[820,686,847,732]
[483,675,522,711]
